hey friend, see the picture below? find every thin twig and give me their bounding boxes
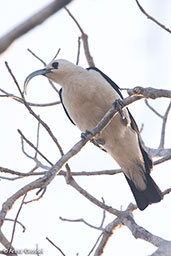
[67,177,121,218]
[35,119,41,159]
[0,167,46,177]
[88,233,104,256]
[94,218,121,256]
[65,7,95,67]
[18,129,53,166]
[145,99,163,118]
[27,49,46,66]
[162,187,171,196]
[159,101,171,149]
[99,197,106,229]
[46,237,66,256]
[145,99,171,149]
[135,0,171,34]
[1,218,26,232]
[5,62,24,97]
[76,36,81,65]
[59,217,106,232]
[9,193,27,250]
[62,169,122,176]
[51,48,61,62]
[23,100,61,107]
[154,153,171,165]
[0,88,61,106]
[24,188,46,204]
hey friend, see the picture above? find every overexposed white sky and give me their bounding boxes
[0,0,171,255]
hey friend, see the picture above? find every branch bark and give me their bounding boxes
[127,87,171,99]
[135,0,171,34]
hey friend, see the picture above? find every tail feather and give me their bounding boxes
[125,173,163,210]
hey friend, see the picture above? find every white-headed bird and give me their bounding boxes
[24,59,163,210]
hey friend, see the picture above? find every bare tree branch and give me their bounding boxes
[145,100,171,149]
[65,7,95,67]
[18,129,53,166]
[135,0,171,34]
[94,218,121,256]
[24,188,46,205]
[67,176,122,217]
[27,48,46,66]
[151,243,171,256]
[76,36,81,65]
[159,101,171,149]
[0,167,46,177]
[35,118,41,159]
[0,0,73,54]
[9,194,27,250]
[143,145,171,158]
[46,237,66,256]
[145,99,163,118]
[127,86,171,99]
[0,230,17,256]
[88,233,104,256]
[154,154,171,165]
[0,88,61,107]
[123,214,171,249]
[1,219,25,233]
[124,215,165,246]
[59,217,106,232]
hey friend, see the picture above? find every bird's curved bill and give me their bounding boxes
[23,68,52,94]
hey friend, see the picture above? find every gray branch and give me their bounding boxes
[0,0,73,54]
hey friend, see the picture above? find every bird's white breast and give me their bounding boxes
[62,69,122,132]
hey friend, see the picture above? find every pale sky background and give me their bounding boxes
[0,0,171,255]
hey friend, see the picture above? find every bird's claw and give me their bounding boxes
[81,130,93,140]
[113,98,124,110]
[113,99,128,125]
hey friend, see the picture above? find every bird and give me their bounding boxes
[24,59,163,210]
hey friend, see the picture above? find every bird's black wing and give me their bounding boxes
[127,109,153,171]
[86,67,123,99]
[59,88,75,125]
[127,109,139,133]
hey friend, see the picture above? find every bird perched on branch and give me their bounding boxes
[24,59,163,210]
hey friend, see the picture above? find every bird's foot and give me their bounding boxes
[81,130,93,140]
[113,99,128,125]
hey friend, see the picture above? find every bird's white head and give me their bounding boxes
[24,59,82,94]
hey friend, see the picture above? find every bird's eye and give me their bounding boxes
[52,62,59,69]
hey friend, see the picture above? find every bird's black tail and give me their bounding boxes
[124,139,163,210]
[125,173,163,210]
